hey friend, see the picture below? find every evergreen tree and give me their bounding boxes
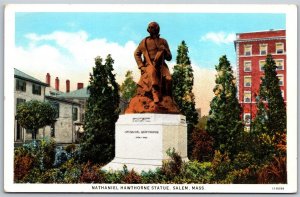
[172,41,199,158]
[80,54,120,164]
[251,97,268,134]
[250,55,286,162]
[253,54,286,135]
[120,70,137,101]
[206,55,243,157]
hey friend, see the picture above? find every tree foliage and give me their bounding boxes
[206,55,243,157]
[120,70,137,101]
[172,41,199,158]
[16,100,57,139]
[250,54,286,163]
[252,54,286,136]
[80,54,120,164]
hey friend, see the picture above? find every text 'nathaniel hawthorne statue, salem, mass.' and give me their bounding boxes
[125,22,179,114]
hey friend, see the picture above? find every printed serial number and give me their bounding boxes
[272,187,285,190]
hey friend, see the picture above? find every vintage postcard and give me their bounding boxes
[4,4,297,193]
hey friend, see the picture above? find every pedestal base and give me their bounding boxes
[102,113,188,173]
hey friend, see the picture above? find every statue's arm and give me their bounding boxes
[164,40,172,61]
[134,44,144,69]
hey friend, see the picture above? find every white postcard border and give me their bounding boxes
[4,4,298,193]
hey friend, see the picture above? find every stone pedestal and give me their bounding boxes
[102,113,187,173]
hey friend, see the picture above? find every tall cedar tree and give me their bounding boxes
[252,54,286,136]
[172,41,198,158]
[80,55,120,164]
[206,55,243,157]
[120,70,137,101]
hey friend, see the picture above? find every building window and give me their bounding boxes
[50,101,60,118]
[244,45,252,56]
[32,84,41,95]
[244,113,251,125]
[260,44,267,55]
[51,123,55,138]
[244,126,251,132]
[16,98,26,113]
[244,76,252,87]
[276,43,284,54]
[16,98,26,141]
[16,79,26,92]
[244,91,251,103]
[259,60,266,71]
[277,74,284,86]
[275,59,284,70]
[73,107,78,121]
[281,90,284,99]
[244,61,252,72]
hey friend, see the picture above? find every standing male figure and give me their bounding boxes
[134,21,172,103]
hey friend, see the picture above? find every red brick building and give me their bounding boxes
[235,30,286,131]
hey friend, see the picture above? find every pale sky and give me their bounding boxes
[14,12,285,115]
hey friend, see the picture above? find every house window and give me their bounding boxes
[244,61,252,72]
[244,76,252,87]
[244,113,251,125]
[275,59,284,70]
[259,60,266,71]
[16,98,26,109]
[50,101,60,118]
[16,79,26,92]
[16,98,26,141]
[244,91,251,103]
[277,75,284,86]
[260,44,267,55]
[51,123,55,138]
[73,107,78,121]
[244,45,252,56]
[276,43,284,54]
[32,84,41,95]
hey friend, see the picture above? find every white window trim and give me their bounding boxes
[277,74,284,86]
[244,91,251,103]
[244,113,251,125]
[244,126,251,132]
[244,45,252,56]
[275,59,284,71]
[244,76,252,87]
[259,44,268,55]
[259,60,266,71]
[281,90,284,99]
[244,61,252,72]
[275,42,284,54]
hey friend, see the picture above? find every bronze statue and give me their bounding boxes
[125,22,179,114]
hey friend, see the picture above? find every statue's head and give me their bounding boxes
[147,22,160,37]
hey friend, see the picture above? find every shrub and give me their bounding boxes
[40,168,64,183]
[161,148,183,180]
[225,166,258,184]
[38,138,56,169]
[122,169,142,184]
[182,161,213,183]
[53,146,70,167]
[191,128,214,162]
[65,144,76,154]
[257,156,287,184]
[14,152,34,182]
[61,159,82,183]
[22,168,43,183]
[211,150,232,183]
[79,161,105,183]
[141,169,164,184]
